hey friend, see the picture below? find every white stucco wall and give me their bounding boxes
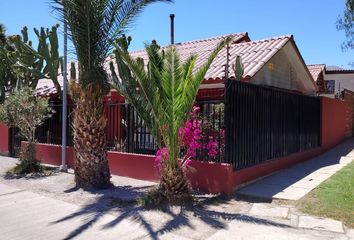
[251,42,316,95]
[324,72,354,97]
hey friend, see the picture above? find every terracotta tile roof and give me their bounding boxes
[227,35,292,79]
[36,33,295,96]
[126,33,292,80]
[307,64,325,81]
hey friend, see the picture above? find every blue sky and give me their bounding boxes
[0,0,353,68]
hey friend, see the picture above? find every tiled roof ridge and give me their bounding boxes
[233,34,292,47]
[307,64,325,66]
[128,32,249,55]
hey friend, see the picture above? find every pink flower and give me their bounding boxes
[207,140,218,158]
[154,147,169,173]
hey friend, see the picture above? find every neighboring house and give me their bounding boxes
[307,64,354,98]
[307,64,326,93]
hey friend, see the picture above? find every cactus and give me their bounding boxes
[233,55,244,81]
[10,26,45,90]
[2,25,61,95]
[34,24,61,95]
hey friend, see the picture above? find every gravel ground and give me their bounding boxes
[0,156,157,208]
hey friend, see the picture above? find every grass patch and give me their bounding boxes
[297,161,354,228]
[5,164,57,179]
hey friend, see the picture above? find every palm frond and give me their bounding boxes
[51,0,173,88]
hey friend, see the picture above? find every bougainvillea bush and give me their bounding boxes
[155,105,225,175]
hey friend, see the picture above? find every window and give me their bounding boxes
[325,80,335,94]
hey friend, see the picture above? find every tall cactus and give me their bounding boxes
[10,26,46,90]
[2,25,61,95]
[35,24,61,95]
[233,55,244,81]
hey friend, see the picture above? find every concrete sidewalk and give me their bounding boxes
[0,184,154,240]
[0,182,352,240]
[237,138,354,200]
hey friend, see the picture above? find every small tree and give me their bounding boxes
[0,88,53,173]
[337,0,354,66]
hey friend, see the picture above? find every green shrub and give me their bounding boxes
[0,88,53,173]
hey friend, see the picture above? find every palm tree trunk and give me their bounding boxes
[158,164,193,205]
[72,85,111,188]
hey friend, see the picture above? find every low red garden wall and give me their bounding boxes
[18,96,349,195]
[22,141,236,194]
[0,123,10,156]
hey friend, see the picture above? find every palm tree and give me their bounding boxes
[111,36,231,203]
[52,0,172,188]
[0,24,6,45]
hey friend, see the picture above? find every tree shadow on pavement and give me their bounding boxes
[51,187,293,240]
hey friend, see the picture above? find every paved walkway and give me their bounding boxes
[0,183,352,240]
[237,138,354,200]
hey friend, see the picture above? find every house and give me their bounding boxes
[307,64,354,97]
[31,32,320,152]
[2,32,351,195]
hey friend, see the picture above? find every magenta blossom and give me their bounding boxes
[207,140,218,158]
[154,147,169,173]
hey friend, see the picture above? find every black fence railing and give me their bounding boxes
[224,80,321,170]
[194,100,225,163]
[36,103,74,146]
[29,100,224,159]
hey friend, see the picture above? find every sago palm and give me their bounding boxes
[52,0,172,188]
[111,36,231,203]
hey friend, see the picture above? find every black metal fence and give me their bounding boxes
[104,102,158,154]
[224,80,321,170]
[194,100,225,163]
[36,103,73,146]
[16,101,224,159]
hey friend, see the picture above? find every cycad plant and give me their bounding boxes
[52,0,172,188]
[111,36,231,203]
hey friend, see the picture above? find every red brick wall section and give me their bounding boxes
[0,123,10,156]
[22,142,235,194]
[342,90,354,138]
[321,97,347,149]
[107,151,159,182]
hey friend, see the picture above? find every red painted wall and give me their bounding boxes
[107,151,158,182]
[231,147,323,190]
[321,97,347,149]
[0,123,10,156]
[22,141,236,194]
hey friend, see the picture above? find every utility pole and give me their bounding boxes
[60,5,68,172]
[170,14,175,45]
